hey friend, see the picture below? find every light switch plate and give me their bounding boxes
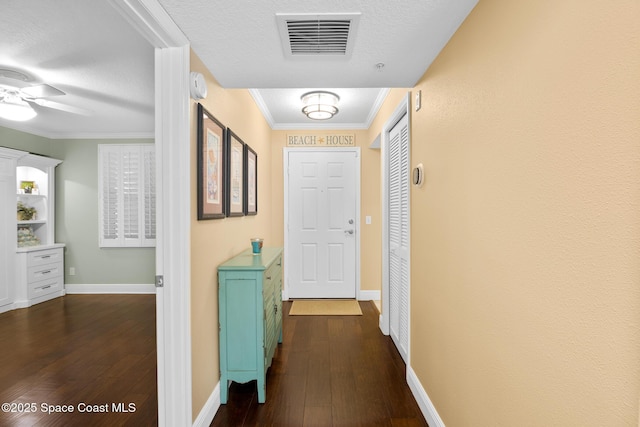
[415,90,422,111]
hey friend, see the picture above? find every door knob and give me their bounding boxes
[348,219,354,224]
[345,229,354,235]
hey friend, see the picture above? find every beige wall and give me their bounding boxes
[270,129,382,293]
[397,0,640,425]
[189,51,274,419]
[190,0,640,422]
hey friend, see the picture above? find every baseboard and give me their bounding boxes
[407,365,446,427]
[65,283,156,294]
[379,314,388,335]
[193,382,221,427]
[0,303,18,315]
[2,291,66,312]
[358,290,381,301]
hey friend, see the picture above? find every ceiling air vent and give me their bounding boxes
[276,13,361,58]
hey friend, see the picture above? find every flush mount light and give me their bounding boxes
[0,95,37,121]
[301,91,339,120]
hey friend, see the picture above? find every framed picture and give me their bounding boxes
[226,129,245,217]
[244,144,257,215]
[197,103,226,220]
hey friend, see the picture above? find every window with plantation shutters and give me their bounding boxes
[98,144,155,248]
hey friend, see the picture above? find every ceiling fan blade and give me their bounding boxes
[21,84,65,98]
[29,98,91,116]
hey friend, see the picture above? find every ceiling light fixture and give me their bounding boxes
[0,95,37,121]
[301,91,339,120]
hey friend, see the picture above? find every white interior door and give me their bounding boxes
[388,113,410,363]
[285,149,359,299]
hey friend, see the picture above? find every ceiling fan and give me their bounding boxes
[0,68,89,121]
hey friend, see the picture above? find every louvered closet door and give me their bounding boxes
[388,113,410,363]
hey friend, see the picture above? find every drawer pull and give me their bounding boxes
[41,270,52,275]
[41,285,52,290]
[40,255,51,259]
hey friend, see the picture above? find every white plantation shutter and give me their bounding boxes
[122,147,140,241]
[99,144,155,247]
[143,146,156,241]
[102,148,120,242]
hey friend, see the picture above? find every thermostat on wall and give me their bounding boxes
[412,163,424,187]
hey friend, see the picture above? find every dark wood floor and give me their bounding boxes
[0,294,157,427]
[0,296,426,427]
[212,300,428,427]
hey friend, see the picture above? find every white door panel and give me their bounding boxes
[286,150,358,299]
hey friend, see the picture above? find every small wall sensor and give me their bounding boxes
[190,72,208,100]
[412,163,424,187]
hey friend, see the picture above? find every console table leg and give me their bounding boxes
[220,377,229,404]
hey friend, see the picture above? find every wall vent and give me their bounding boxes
[276,13,361,58]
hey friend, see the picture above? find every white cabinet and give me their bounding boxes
[16,246,65,306]
[0,148,23,312]
[0,148,64,312]
[15,154,65,308]
[16,153,62,247]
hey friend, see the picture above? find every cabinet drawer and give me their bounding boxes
[263,260,282,298]
[29,277,63,299]
[263,272,275,297]
[27,263,63,283]
[263,255,282,283]
[27,248,63,267]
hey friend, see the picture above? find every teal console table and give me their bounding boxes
[218,247,283,404]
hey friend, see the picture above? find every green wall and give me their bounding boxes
[0,126,53,155]
[0,126,155,285]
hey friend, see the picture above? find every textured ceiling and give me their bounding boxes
[158,0,477,89]
[0,0,478,138]
[0,0,154,139]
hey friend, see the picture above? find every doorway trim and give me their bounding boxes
[380,93,411,358]
[283,147,361,301]
[110,1,192,426]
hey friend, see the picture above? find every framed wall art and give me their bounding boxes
[244,144,257,215]
[197,103,227,220]
[226,129,245,217]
